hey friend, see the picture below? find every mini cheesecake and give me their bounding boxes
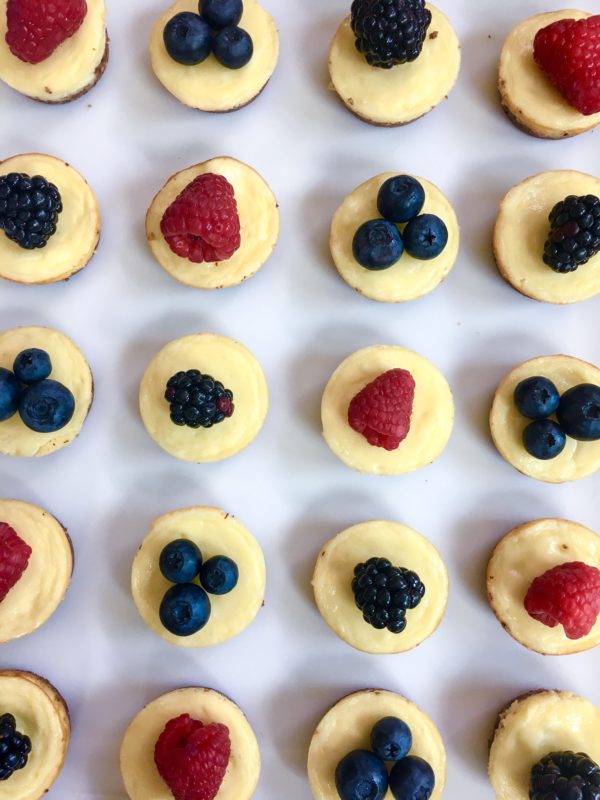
[150,0,278,112]
[328,4,460,127]
[499,10,600,139]
[308,689,446,800]
[490,354,600,483]
[146,156,279,290]
[0,0,108,103]
[120,686,260,800]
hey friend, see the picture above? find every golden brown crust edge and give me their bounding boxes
[33,33,110,105]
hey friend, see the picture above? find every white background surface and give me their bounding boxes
[1,0,600,797]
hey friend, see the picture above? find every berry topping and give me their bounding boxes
[18,379,75,433]
[200,556,239,595]
[155,714,231,800]
[522,419,566,461]
[351,0,432,69]
[200,0,243,31]
[165,370,235,429]
[525,561,600,640]
[557,384,600,441]
[159,540,203,584]
[0,523,32,603]
[348,368,415,451]
[371,717,412,762]
[352,219,404,271]
[160,173,241,264]
[5,0,87,64]
[402,214,448,260]
[0,369,22,422]
[0,173,62,250]
[514,376,560,420]
[159,583,211,636]
[543,195,600,274]
[389,755,435,800]
[163,12,212,65]
[13,349,52,385]
[534,15,600,116]
[530,751,600,800]
[335,750,389,800]
[213,26,253,70]
[377,176,425,224]
[0,713,31,781]
[352,557,425,633]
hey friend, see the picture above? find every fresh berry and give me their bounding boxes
[160,173,241,264]
[165,370,234,429]
[159,583,211,636]
[351,0,432,68]
[377,175,425,224]
[514,376,560,420]
[0,173,62,250]
[213,26,253,69]
[155,714,231,800]
[534,15,600,116]
[18,379,75,433]
[352,557,425,633]
[389,756,435,800]
[522,419,566,460]
[352,219,404,270]
[348,368,415,451]
[543,195,600,273]
[403,214,448,260]
[200,556,238,595]
[557,383,600,441]
[163,12,212,65]
[159,540,203,584]
[335,750,389,800]
[0,523,32,603]
[525,561,600,640]
[13,349,52,385]
[5,0,87,64]
[530,751,600,800]
[0,369,21,422]
[0,713,31,781]
[200,0,243,31]
[371,717,412,762]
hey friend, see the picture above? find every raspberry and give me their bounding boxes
[154,714,231,800]
[534,15,600,116]
[6,0,87,65]
[524,561,600,640]
[348,368,415,451]
[160,173,241,264]
[0,523,32,603]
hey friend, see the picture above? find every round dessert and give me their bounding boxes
[489,690,600,799]
[499,10,600,139]
[490,355,600,483]
[120,686,260,800]
[308,689,446,800]
[312,521,448,654]
[328,3,460,127]
[321,345,454,475]
[0,0,108,103]
[0,669,70,798]
[0,153,100,284]
[494,171,600,304]
[146,156,279,289]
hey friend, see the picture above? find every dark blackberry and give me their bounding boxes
[350,0,432,69]
[543,194,600,273]
[530,751,600,800]
[351,557,425,633]
[0,173,62,250]
[165,370,234,429]
[0,713,31,781]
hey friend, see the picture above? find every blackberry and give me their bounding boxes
[351,0,432,69]
[0,713,31,781]
[530,751,600,800]
[0,173,62,250]
[543,194,600,273]
[352,557,425,633]
[165,370,234,429]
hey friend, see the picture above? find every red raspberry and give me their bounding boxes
[348,368,415,451]
[524,561,600,640]
[160,174,241,264]
[0,522,32,603]
[6,0,88,65]
[534,15,600,116]
[154,714,231,800]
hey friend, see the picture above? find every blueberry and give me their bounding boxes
[13,349,52,384]
[523,419,566,460]
[389,756,435,800]
[163,12,212,65]
[335,750,388,800]
[377,175,425,223]
[513,376,560,420]
[200,555,239,595]
[0,368,21,422]
[159,539,202,583]
[213,26,253,69]
[159,583,211,636]
[371,717,413,762]
[352,219,404,270]
[200,0,243,30]
[403,214,448,260]
[557,384,600,441]
[18,379,74,433]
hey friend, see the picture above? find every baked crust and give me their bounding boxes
[34,34,109,105]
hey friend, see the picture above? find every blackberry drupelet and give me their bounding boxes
[0,173,62,250]
[352,557,425,633]
[350,0,432,69]
[530,751,600,800]
[165,370,234,429]
[543,194,600,273]
[0,713,31,781]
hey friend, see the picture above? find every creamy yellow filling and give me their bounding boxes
[321,346,454,475]
[146,157,279,290]
[120,687,260,800]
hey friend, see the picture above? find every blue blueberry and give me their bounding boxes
[18,379,75,433]
[513,376,560,420]
[557,383,600,441]
[213,26,253,69]
[371,717,413,762]
[335,750,388,800]
[377,175,425,223]
[523,419,566,460]
[164,12,212,65]
[13,349,52,384]
[200,0,243,30]
[352,219,404,270]
[200,555,239,595]
[159,583,211,636]
[403,214,448,260]
[389,756,435,800]
[0,368,21,422]
[159,539,202,584]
